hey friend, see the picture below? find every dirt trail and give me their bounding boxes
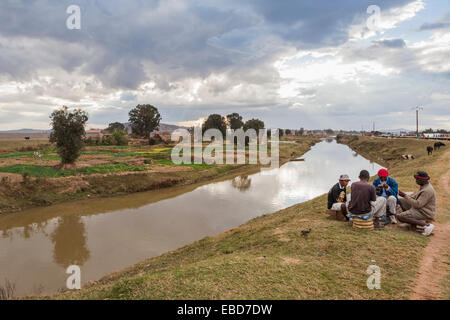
[411,151,450,300]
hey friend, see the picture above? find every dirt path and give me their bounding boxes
[411,152,450,300]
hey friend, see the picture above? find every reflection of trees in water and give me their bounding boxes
[325,138,334,143]
[231,175,252,191]
[1,221,49,240]
[51,216,90,268]
[353,152,358,157]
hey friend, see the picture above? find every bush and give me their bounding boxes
[84,137,100,146]
[112,129,129,146]
[148,134,165,145]
[101,130,128,146]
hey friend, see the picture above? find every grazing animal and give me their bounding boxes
[427,146,433,155]
[434,142,446,150]
[401,154,415,160]
[24,137,30,140]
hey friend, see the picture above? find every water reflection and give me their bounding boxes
[0,139,382,296]
[51,216,90,268]
[231,175,252,191]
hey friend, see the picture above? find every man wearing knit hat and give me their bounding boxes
[373,169,399,224]
[397,171,436,236]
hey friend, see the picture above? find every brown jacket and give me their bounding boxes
[404,183,436,220]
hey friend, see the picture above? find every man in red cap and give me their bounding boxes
[397,171,436,236]
[373,168,399,224]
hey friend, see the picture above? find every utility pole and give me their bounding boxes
[414,106,423,138]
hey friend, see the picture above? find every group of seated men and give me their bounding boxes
[327,169,436,236]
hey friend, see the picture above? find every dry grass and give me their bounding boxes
[0,140,52,153]
[0,279,16,300]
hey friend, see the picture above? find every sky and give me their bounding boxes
[0,0,449,131]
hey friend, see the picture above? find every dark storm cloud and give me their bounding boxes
[0,0,418,90]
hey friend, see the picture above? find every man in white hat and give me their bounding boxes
[327,174,351,220]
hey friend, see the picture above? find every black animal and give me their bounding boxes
[301,229,312,237]
[24,137,30,140]
[427,146,433,155]
[434,142,446,150]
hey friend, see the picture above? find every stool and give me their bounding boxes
[352,217,374,230]
[326,209,347,221]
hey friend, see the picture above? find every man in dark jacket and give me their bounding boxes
[327,174,351,219]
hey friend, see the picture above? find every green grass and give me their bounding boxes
[0,163,149,177]
[0,149,56,159]
[0,165,71,177]
[154,158,212,170]
[75,163,148,174]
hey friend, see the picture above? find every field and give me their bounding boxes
[44,135,449,300]
[0,136,319,213]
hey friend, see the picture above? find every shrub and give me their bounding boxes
[112,129,128,146]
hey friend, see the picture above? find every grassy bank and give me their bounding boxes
[45,135,449,300]
[0,137,319,214]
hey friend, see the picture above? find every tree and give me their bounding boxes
[243,118,265,133]
[285,129,292,135]
[298,127,305,136]
[50,106,88,165]
[128,104,161,143]
[202,114,227,136]
[226,113,244,130]
[106,122,125,133]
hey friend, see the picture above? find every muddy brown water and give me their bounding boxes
[0,139,382,296]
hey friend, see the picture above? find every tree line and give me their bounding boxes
[201,113,265,136]
[48,106,271,166]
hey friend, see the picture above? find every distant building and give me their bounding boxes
[423,133,447,139]
[86,129,103,139]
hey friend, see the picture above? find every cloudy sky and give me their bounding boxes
[0,0,449,131]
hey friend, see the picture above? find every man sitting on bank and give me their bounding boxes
[397,171,436,236]
[373,169,398,224]
[348,170,387,228]
[327,174,351,220]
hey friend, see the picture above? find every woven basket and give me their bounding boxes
[352,217,374,229]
